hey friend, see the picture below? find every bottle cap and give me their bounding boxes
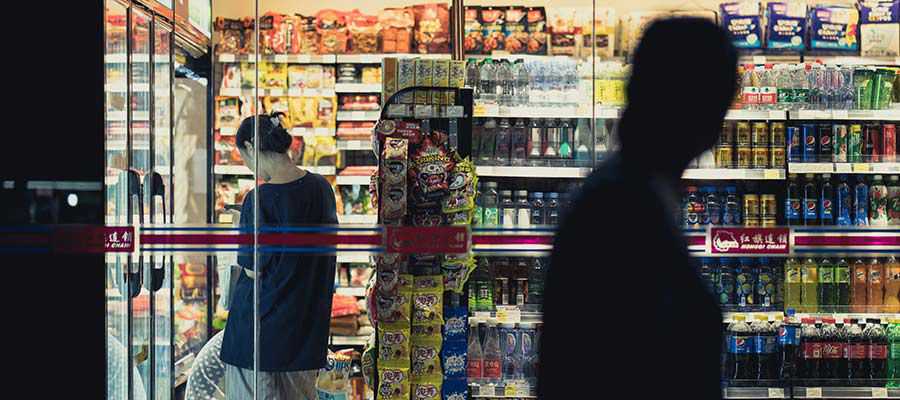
[822,174,831,179]
[756,314,769,321]
[874,175,883,180]
[548,192,559,199]
[486,182,498,188]
[516,190,528,198]
[532,192,544,198]
[500,190,513,196]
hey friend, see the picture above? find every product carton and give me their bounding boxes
[809,5,860,51]
[766,2,806,51]
[415,59,434,105]
[720,1,764,49]
[859,0,900,56]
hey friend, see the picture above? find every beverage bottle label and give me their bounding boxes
[730,335,752,353]
[483,359,501,378]
[761,86,778,104]
[467,359,483,378]
[872,344,889,360]
[779,326,800,345]
[850,344,868,359]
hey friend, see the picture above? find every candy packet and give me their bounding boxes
[442,158,477,214]
[411,339,443,380]
[440,339,467,379]
[378,327,411,368]
[442,378,468,400]
[411,380,442,400]
[376,291,412,326]
[442,303,468,343]
[411,323,443,342]
[377,368,411,400]
[413,282,443,326]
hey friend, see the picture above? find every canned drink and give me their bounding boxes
[802,124,818,162]
[818,124,833,163]
[762,217,777,227]
[770,146,786,167]
[753,146,769,168]
[736,121,752,145]
[866,124,882,162]
[737,145,752,168]
[752,122,769,147]
[761,194,777,218]
[787,126,802,162]
[884,124,896,162]
[716,144,734,168]
[744,194,760,227]
[770,122,786,147]
[720,121,735,145]
[848,124,863,163]
[833,124,848,163]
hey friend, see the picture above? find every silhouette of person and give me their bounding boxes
[539,18,737,399]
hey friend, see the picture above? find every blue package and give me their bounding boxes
[809,5,861,51]
[721,1,764,49]
[440,340,466,379]
[442,306,467,343]
[860,0,900,23]
[441,378,467,400]
[766,2,807,50]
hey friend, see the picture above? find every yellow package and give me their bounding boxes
[411,339,443,380]
[415,59,434,104]
[413,276,443,326]
[287,65,307,90]
[377,368,411,400]
[411,380,442,400]
[288,97,310,128]
[378,327,411,368]
[260,61,287,89]
[377,290,412,326]
[410,323,442,342]
[441,257,476,293]
[240,62,257,89]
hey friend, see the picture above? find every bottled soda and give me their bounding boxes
[482,319,502,381]
[558,119,573,162]
[787,126,803,162]
[784,258,803,313]
[518,322,537,379]
[529,192,545,226]
[500,190,515,226]
[836,258,852,312]
[852,259,869,313]
[786,174,802,226]
[779,312,801,386]
[474,257,495,312]
[527,119,543,165]
[818,257,836,313]
[718,259,737,309]
[869,258,886,313]
[801,318,822,386]
[865,124,881,162]
[888,176,900,225]
[837,175,853,226]
[752,315,777,383]
[526,258,544,310]
[887,319,900,388]
[542,119,559,158]
[801,258,820,313]
[866,319,888,386]
[467,320,484,380]
[885,257,900,313]
[510,119,528,166]
[744,193,760,227]
[820,318,840,386]
[803,124,819,162]
[756,258,775,310]
[723,186,742,225]
[515,190,531,228]
[499,323,520,379]
[699,258,718,296]
[849,124,864,163]
[834,124,849,163]
[736,258,756,310]
[855,177,870,226]
[848,319,869,386]
[820,174,835,225]
[870,175,889,226]
[836,320,850,385]
[804,174,819,226]
[727,314,755,385]
[482,182,500,225]
[819,123,834,162]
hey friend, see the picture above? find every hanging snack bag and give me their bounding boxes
[504,7,529,54]
[411,380,442,400]
[549,8,577,55]
[440,339,466,379]
[481,7,506,54]
[412,275,443,326]
[409,138,454,202]
[215,18,245,54]
[442,302,468,343]
[464,6,484,54]
[526,7,549,55]
[361,337,377,390]
[376,291,412,326]
[809,4,860,52]
[414,3,450,54]
[378,8,415,53]
[766,2,806,51]
[442,158,477,214]
[411,339,443,380]
[241,17,256,54]
[377,368,411,400]
[378,327,411,367]
[411,323,442,342]
[442,379,468,400]
[720,1,764,49]
[215,97,241,131]
[349,12,379,54]
[859,0,900,57]
[317,10,349,54]
[441,258,476,294]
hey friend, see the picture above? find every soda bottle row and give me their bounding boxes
[795,317,889,387]
[474,182,575,227]
[683,185,779,227]
[468,256,547,313]
[473,118,593,167]
[785,174,900,226]
[466,57,582,107]
[738,63,897,111]
[788,122,897,163]
[701,257,783,312]
[713,121,787,169]
[784,257,900,314]
[467,318,540,383]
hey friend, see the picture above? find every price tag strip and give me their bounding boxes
[805,387,822,398]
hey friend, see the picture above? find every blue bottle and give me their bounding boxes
[723,186,742,226]
[717,258,736,309]
[836,175,853,226]
[756,257,775,311]
[706,187,723,226]
[802,124,819,162]
[820,174,834,225]
[699,258,718,295]
[854,177,869,226]
[735,258,757,311]
[787,126,802,162]
[803,174,819,226]
[785,174,801,226]
[699,186,713,225]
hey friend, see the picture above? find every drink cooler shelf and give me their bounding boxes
[789,163,900,174]
[724,386,900,398]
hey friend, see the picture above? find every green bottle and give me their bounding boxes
[818,258,835,313]
[836,258,851,313]
[800,258,819,313]
[784,258,803,313]
[888,320,900,388]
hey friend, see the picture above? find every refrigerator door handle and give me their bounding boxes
[146,171,167,292]
[127,169,144,298]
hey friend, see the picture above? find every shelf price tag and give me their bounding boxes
[873,388,888,398]
[269,88,284,97]
[832,110,849,119]
[274,54,288,63]
[495,306,521,324]
[220,54,236,63]
[805,387,822,398]
[853,163,871,173]
[503,384,517,397]
[768,110,784,120]
[315,127,330,136]
[764,169,782,179]
[515,381,530,397]
[477,385,493,397]
[288,88,302,97]
[768,387,784,398]
[835,163,853,173]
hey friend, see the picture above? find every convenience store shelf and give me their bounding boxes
[790,109,900,121]
[807,55,900,66]
[337,214,377,225]
[682,168,786,180]
[291,127,336,137]
[214,165,336,176]
[475,166,591,178]
[470,381,535,398]
[329,335,369,346]
[335,287,367,297]
[336,175,372,185]
[789,163,900,174]
[336,110,380,121]
[725,109,788,120]
[334,83,382,93]
[335,53,450,63]
[219,87,336,97]
[723,387,787,399]
[791,387,899,398]
[336,139,374,151]
[217,53,337,64]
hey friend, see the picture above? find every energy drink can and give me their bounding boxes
[721,121,735,145]
[802,124,818,162]
[736,121,752,146]
[770,146,786,168]
[833,124,848,163]
[737,145,752,169]
[818,124,834,163]
[770,122,786,147]
[753,146,769,169]
[848,124,863,163]
[752,122,769,147]
[744,194,760,227]
[716,144,734,168]
[787,126,802,162]
[866,124,882,162]
[884,124,896,162]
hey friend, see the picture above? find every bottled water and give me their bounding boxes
[466,59,481,100]
[480,59,497,104]
[515,59,530,106]
[498,60,515,106]
[563,58,579,106]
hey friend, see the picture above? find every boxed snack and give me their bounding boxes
[618,11,667,57]
[220,63,242,91]
[720,1,764,49]
[241,17,256,54]
[526,7,548,55]
[448,61,465,104]
[809,4,860,51]
[549,7,578,55]
[464,6,484,55]
[214,18,245,54]
[415,59,434,104]
[349,11,379,54]
[383,58,399,105]
[378,8,415,53]
[504,7,529,54]
[361,66,382,83]
[398,58,417,104]
[316,96,337,128]
[239,95,260,120]
[215,97,241,131]
[860,0,900,57]
[322,66,336,88]
[414,3,450,54]
[432,60,450,104]
[766,2,806,51]
[263,96,291,125]
[259,12,288,54]
[317,10,349,54]
[288,65,307,90]
[240,62,257,89]
[214,134,240,165]
[580,7,616,59]
[480,7,506,54]
[260,62,287,89]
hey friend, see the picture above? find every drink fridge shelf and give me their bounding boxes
[789,386,899,398]
[217,126,336,137]
[337,253,370,264]
[789,163,900,174]
[336,175,371,185]
[790,109,900,121]
[334,83,382,93]
[336,53,451,63]
[726,110,789,120]
[474,167,786,180]
[214,165,336,176]
[682,168,787,180]
[470,380,536,399]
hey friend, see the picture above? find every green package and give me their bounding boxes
[875,69,896,110]
[855,68,874,110]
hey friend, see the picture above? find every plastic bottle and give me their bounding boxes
[837,175,853,226]
[467,59,481,99]
[467,320,484,380]
[518,322,536,379]
[718,259,736,309]
[498,60,515,106]
[836,320,850,385]
[801,258,819,313]
[784,258,803,313]
[795,64,811,108]
[514,190,530,228]
[514,258,528,307]
[474,181,484,226]
[736,258,757,310]
[545,193,559,226]
[684,186,702,228]
[529,192,545,226]
[756,258,775,310]
[480,59,497,104]
[510,119,528,166]
[760,64,778,109]
[527,119,543,165]
[776,64,793,109]
[848,319,869,386]
[871,175,889,226]
[867,319,888,386]
[819,318,839,386]
[820,174,835,226]
[888,176,900,225]
[801,318,822,386]
[499,190,515,226]
[728,314,755,385]
[514,59,529,106]
[804,174,819,226]
[474,257,494,312]
[482,319,502,381]
[499,322,519,379]
[779,312,801,386]
[852,259,869,313]
[786,174,802,226]
[741,64,760,110]
[526,258,544,310]
[856,176,870,226]
[482,182,500,225]
[700,258,718,296]
[543,119,559,158]
[887,319,900,388]
[869,258,886,313]
[480,118,497,164]
[886,257,900,313]
[558,119,573,162]
[818,257,836,313]
[723,186,742,225]
[494,119,511,166]
[837,258,851,312]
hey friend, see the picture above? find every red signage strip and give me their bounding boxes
[51,226,134,253]
[385,226,470,254]
[794,236,900,247]
[710,227,790,255]
[471,235,553,246]
[140,233,382,246]
[686,235,706,247]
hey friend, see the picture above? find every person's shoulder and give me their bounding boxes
[303,172,334,191]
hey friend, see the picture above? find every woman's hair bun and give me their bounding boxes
[235,112,293,154]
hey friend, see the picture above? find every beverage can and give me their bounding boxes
[721,121,736,145]
[849,124,863,163]
[803,124,819,162]
[770,122,786,147]
[770,146,786,168]
[753,146,769,169]
[787,126,802,162]
[717,144,735,168]
[883,124,896,163]
[834,124,849,163]
[737,145,752,169]
[761,194,777,218]
[737,121,752,146]
[753,122,769,147]
[762,217,777,227]
[744,194,760,227]
[819,124,834,163]
[868,124,883,163]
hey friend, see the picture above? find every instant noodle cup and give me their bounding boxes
[377,368,411,400]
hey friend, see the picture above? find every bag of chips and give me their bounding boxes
[414,3,450,54]
[411,339,443,380]
[412,276,443,326]
[378,327,411,367]
[411,380,442,400]
[377,368,410,400]
[317,10,349,54]
[215,18,245,54]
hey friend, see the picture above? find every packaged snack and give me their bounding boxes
[549,8,577,55]
[294,14,319,55]
[411,381,441,400]
[398,58,416,104]
[441,378,468,400]
[377,368,410,400]
[240,62,257,89]
[316,96,336,128]
[313,135,339,166]
[214,18,245,54]
[409,138,454,201]
[413,275,442,291]
[860,1,900,57]
[340,185,373,216]
[414,3,450,54]
[480,7,506,54]
[379,120,423,144]
[525,7,548,55]
[377,267,411,296]
[415,59,434,104]
[383,159,408,186]
[413,292,443,326]
[260,62,287,89]
[378,8,415,53]
[618,11,667,57]
[411,340,443,380]
[443,158,477,214]
[220,63,241,91]
[215,97,241,131]
[447,210,474,225]
[288,97,310,128]
[504,7,529,54]
[241,17,256,54]
[382,58,399,104]
[464,6,484,54]
[442,304,467,343]
[809,4,860,51]
[378,327,411,367]
[580,7,616,59]
[440,339,466,379]
[383,137,409,160]
[317,10,349,54]
[376,291,412,326]
[349,12,379,54]
[720,2,764,49]
[381,185,407,223]
[411,207,445,226]
[441,258,476,294]
[766,2,806,51]
[263,97,290,125]
[411,323,442,341]
[283,15,301,55]
[287,65,307,90]
[259,12,288,55]
[361,338,376,390]
[433,60,450,105]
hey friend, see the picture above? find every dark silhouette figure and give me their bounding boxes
[539,18,738,399]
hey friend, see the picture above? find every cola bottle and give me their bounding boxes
[867,319,888,387]
[752,315,777,384]
[779,313,801,386]
[836,320,850,385]
[820,318,839,386]
[727,314,754,386]
[848,319,869,386]
[801,318,822,386]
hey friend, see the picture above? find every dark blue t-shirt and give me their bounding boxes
[220,173,338,371]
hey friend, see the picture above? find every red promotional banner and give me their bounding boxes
[710,227,790,255]
[385,226,470,254]
[51,226,134,253]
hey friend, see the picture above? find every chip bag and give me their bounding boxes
[378,327,411,367]
[442,158,477,214]
[440,339,467,379]
[409,138,454,202]
[412,276,443,325]
[411,339,443,380]
[411,380,442,400]
[377,368,411,400]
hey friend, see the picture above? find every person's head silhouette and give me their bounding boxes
[618,17,738,175]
